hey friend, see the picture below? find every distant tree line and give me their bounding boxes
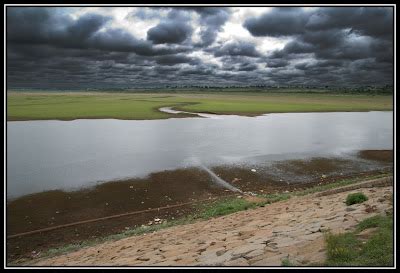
[8,84,393,95]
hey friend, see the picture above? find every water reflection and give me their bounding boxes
[7,111,393,198]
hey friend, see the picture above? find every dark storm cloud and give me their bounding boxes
[145,8,193,45]
[154,54,199,66]
[193,8,231,47]
[6,7,394,89]
[7,8,111,48]
[213,41,260,57]
[141,7,231,47]
[7,7,190,56]
[306,7,393,39]
[266,59,289,68]
[244,8,310,37]
[244,7,393,39]
[243,7,393,87]
[147,20,192,44]
[236,63,258,71]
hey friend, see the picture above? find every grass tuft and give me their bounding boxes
[345,192,368,205]
[196,198,257,219]
[325,213,393,266]
[281,257,295,266]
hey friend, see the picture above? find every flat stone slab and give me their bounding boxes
[31,184,393,266]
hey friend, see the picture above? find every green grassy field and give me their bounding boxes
[325,213,393,266]
[7,91,393,121]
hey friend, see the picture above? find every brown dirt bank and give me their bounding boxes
[358,150,393,163]
[6,150,393,262]
[26,182,393,266]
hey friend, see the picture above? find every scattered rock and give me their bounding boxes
[136,257,150,261]
[262,239,273,246]
[29,184,392,267]
[357,228,378,240]
[245,249,264,259]
[365,205,377,213]
[300,259,310,265]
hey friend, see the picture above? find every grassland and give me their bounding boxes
[7,91,393,121]
[325,213,393,266]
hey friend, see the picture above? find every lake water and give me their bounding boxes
[7,111,393,198]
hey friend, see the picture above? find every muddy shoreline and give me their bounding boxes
[6,150,393,262]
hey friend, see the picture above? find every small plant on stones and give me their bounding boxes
[281,257,294,266]
[346,192,368,206]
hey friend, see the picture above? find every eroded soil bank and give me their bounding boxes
[25,182,394,266]
[6,150,393,262]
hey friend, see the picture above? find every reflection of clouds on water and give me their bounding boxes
[7,111,393,197]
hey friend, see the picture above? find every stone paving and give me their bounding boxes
[32,185,393,266]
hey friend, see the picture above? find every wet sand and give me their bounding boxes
[6,150,393,262]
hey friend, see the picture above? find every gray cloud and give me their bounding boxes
[6,7,394,89]
[244,7,393,87]
[194,8,231,46]
[213,41,260,57]
[147,20,192,44]
[244,8,310,37]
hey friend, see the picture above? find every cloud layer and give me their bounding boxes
[7,7,393,89]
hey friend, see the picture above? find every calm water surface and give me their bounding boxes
[7,111,393,198]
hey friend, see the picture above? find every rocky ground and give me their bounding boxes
[29,182,393,267]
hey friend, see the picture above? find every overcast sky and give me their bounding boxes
[6,6,393,89]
